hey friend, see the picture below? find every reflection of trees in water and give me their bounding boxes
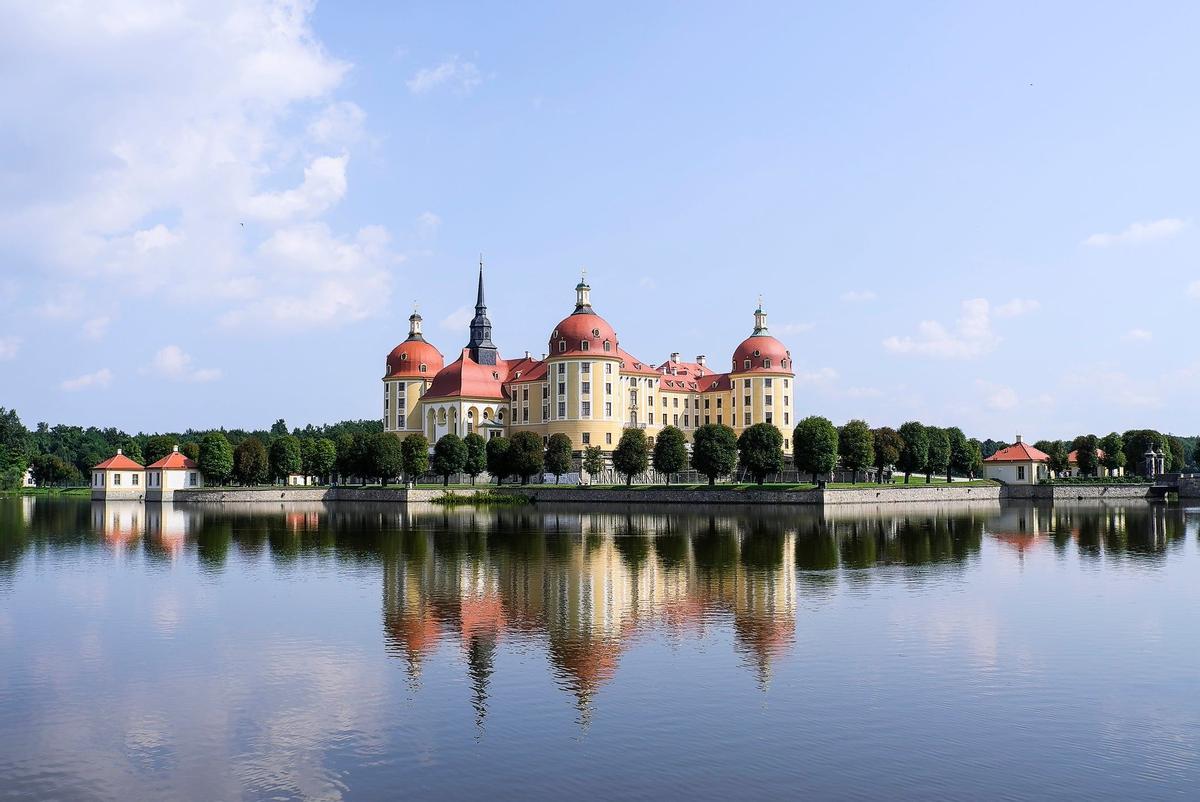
[1046,504,1182,562]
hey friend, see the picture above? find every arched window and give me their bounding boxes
[603,340,611,352]
[580,340,589,351]
[558,341,566,353]
[419,363,427,372]
[743,359,751,370]
[764,358,771,368]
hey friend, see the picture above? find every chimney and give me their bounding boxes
[524,350,531,359]
[172,445,179,453]
[696,354,706,366]
[670,352,680,363]
[541,352,546,361]
[1015,434,1023,443]
[116,448,123,456]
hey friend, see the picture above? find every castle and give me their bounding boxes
[382,265,797,456]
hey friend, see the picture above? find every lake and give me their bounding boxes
[0,497,1197,800]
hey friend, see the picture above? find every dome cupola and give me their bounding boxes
[731,299,792,374]
[548,272,618,357]
[385,303,444,378]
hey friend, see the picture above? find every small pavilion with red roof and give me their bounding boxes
[982,436,1051,484]
[145,445,203,501]
[91,449,146,500]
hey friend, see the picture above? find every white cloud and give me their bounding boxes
[994,298,1039,318]
[0,336,20,360]
[416,212,441,235]
[976,380,1018,411]
[0,2,390,331]
[221,224,396,329]
[773,321,814,336]
[883,298,998,359]
[440,305,473,332]
[406,56,483,94]
[149,345,221,383]
[83,316,112,340]
[62,368,113,391]
[1083,218,1187,247]
[1122,328,1153,342]
[840,290,877,303]
[243,155,349,222]
[307,101,365,146]
[794,367,838,386]
[843,386,883,399]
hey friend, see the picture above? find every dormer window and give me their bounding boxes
[743,359,751,370]
[419,364,427,372]
[603,340,611,352]
[558,341,566,353]
[580,340,589,351]
[764,358,771,368]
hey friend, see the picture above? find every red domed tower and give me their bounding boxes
[383,308,444,436]
[728,300,795,451]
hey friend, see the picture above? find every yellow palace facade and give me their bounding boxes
[382,266,797,454]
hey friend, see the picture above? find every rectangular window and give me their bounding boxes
[606,432,613,445]
[558,363,566,375]
[765,411,773,424]
[765,395,773,406]
[582,432,591,444]
[684,415,690,427]
[1017,466,1026,480]
[558,382,566,396]
[744,395,751,407]
[582,381,591,395]
[523,387,529,400]
[604,402,612,416]
[523,408,530,422]
[398,415,406,429]
[189,473,198,487]
[605,363,613,374]
[581,361,591,373]
[558,401,566,418]
[605,382,612,395]
[648,396,654,407]
[784,379,789,389]
[704,415,711,425]
[783,395,789,407]
[114,473,121,486]
[672,397,678,408]
[732,414,736,426]
[745,413,752,425]
[784,412,789,425]
[661,396,667,407]
[543,405,549,421]
[648,412,654,424]
[744,379,751,388]
[765,378,773,388]
[582,401,591,417]
[716,398,723,409]
[704,398,710,409]
[580,341,589,351]
[673,414,679,426]
[717,414,722,425]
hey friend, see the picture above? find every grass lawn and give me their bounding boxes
[2,487,91,497]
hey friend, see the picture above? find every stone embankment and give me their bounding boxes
[168,482,1167,506]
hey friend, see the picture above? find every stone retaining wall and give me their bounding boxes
[1004,484,1155,501]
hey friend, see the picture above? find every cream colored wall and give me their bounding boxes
[983,461,1047,484]
[384,378,433,434]
[727,370,795,453]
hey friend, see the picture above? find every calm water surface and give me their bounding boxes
[0,498,1197,800]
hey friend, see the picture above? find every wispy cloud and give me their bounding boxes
[83,316,111,341]
[406,56,483,95]
[1122,328,1153,342]
[840,290,877,303]
[62,368,113,391]
[1084,218,1187,247]
[794,367,838,386]
[883,298,998,359]
[0,336,20,360]
[994,298,1039,318]
[148,345,220,383]
[416,211,441,236]
[976,379,1018,410]
[440,306,473,331]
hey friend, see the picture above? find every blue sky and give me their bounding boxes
[1,1,1197,439]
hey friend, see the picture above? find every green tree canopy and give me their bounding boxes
[737,423,784,485]
[544,433,574,483]
[897,421,929,484]
[431,433,468,486]
[613,428,650,486]
[509,431,545,484]
[485,436,511,484]
[270,419,289,436]
[872,426,903,479]
[1039,440,1070,476]
[924,426,950,483]
[691,423,738,486]
[181,441,201,463]
[310,438,337,483]
[198,432,234,486]
[652,426,688,485]
[1099,432,1126,472]
[462,433,488,484]
[1074,434,1100,476]
[397,434,428,484]
[838,419,874,484]
[582,445,606,479]
[793,416,838,483]
[269,435,302,481]
[233,437,268,485]
[0,407,31,490]
[142,434,177,467]
[946,427,973,482]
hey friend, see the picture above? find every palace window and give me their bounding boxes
[765,378,773,388]
[704,398,710,409]
[673,414,679,426]
[523,387,529,400]
[732,414,736,426]
[764,358,771,368]
[420,364,427,372]
[604,341,612,352]
[765,411,773,424]
[704,415,710,425]
[582,432,591,444]
[784,379,789,388]
[744,379,751,388]
[784,412,789,425]
[582,401,591,417]
[114,473,121,486]
[661,396,667,407]
[582,381,591,395]
[558,401,566,418]
[523,408,529,422]
[716,414,722,425]
[716,398,723,409]
[648,412,654,424]
[543,404,549,421]
[745,413,752,425]
[605,362,613,374]
[672,397,678,408]
[684,414,690,427]
[558,363,566,375]
[765,395,773,406]
[605,382,612,395]
[580,340,589,351]
[744,395,751,407]
[606,432,613,445]
[558,382,566,396]
[783,395,789,406]
[398,415,406,429]
[648,395,654,407]
[605,402,612,416]
[559,341,566,352]
[581,361,590,373]
[744,359,751,370]
[131,473,138,486]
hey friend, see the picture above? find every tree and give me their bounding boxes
[485,436,511,484]
[1099,432,1126,474]
[838,419,874,484]
[872,426,903,482]
[544,433,574,484]
[924,427,950,483]
[509,431,545,485]
[968,439,985,479]
[398,434,428,484]
[431,433,468,486]
[334,432,358,483]
[309,438,337,484]
[269,435,302,481]
[180,441,201,463]
[462,433,487,484]
[651,426,688,486]
[897,421,929,484]
[612,428,650,486]
[1074,434,1100,477]
[582,445,606,480]
[30,453,78,487]
[946,427,973,482]
[198,432,234,486]
[1168,436,1185,473]
[793,416,839,484]
[143,434,176,466]
[1040,441,1069,477]
[0,407,31,490]
[1122,430,1169,477]
[233,437,269,485]
[270,418,289,436]
[737,423,784,485]
[691,423,738,486]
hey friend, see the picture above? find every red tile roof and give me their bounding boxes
[984,442,1050,463]
[93,452,145,470]
[423,349,513,400]
[146,450,197,470]
[1067,448,1106,464]
[616,347,658,376]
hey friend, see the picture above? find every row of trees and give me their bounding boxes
[792,417,983,484]
[1031,430,1185,478]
